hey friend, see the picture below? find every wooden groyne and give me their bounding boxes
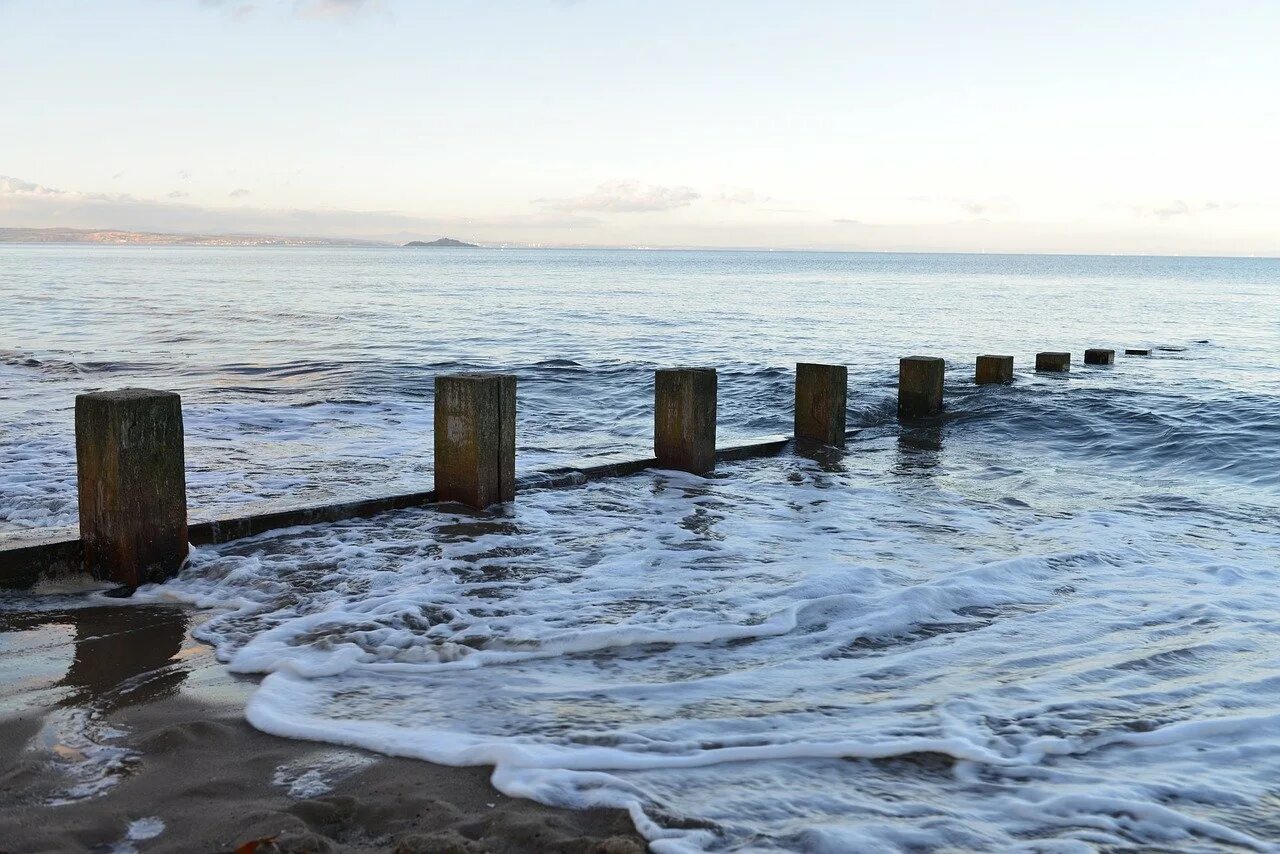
[0,350,1148,590]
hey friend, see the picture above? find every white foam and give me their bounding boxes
[271,749,377,799]
[24,707,137,805]
[126,816,165,842]
[129,450,1280,850]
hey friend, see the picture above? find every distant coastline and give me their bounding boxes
[0,228,491,249]
[0,227,386,247]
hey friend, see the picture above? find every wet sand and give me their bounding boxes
[0,601,644,853]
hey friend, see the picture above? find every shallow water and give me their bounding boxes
[2,246,1279,850]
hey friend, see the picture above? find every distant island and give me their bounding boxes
[403,238,478,248]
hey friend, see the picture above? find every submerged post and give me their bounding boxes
[1125,348,1151,356]
[1084,348,1115,365]
[898,356,944,419]
[434,373,516,510]
[795,363,847,447]
[655,368,717,474]
[975,355,1014,385]
[75,388,188,589]
[1036,352,1071,372]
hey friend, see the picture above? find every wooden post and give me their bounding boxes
[898,356,944,419]
[1125,348,1151,356]
[434,373,516,510]
[795,363,847,447]
[1036,352,1071,372]
[1084,348,1115,365]
[75,389,187,589]
[655,368,717,474]
[975,355,1014,385]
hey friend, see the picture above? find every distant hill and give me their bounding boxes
[403,237,478,248]
[0,227,384,247]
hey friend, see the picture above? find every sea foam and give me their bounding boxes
[135,450,1280,851]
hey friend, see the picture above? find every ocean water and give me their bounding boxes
[3,246,1280,850]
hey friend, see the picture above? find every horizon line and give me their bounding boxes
[1,226,1276,262]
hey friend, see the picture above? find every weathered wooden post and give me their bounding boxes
[1036,352,1071,372]
[655,368,717,474]
[1084,348,1115,365]
[75,389,188,589]
[795,363,847,447]
[434,373,516,510]
[898,356,944,419]
[975,355,1014,385]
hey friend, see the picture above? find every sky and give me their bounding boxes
[2,0,1279,254]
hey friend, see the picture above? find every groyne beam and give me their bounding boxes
[1085,348,1116,365]
[975,355,1014,385]
[655,368,718,474]
[434,373,516,510]
[898,356,945,419]
[2,345,1150,589]
[795,363,848,447]
[75,389,188,589]
[1036,352,1071,372]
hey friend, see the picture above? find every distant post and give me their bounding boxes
[1036,352,1071,372]
[975,355,1014,385]
[898,357,944,419]
[1125,348,1151,356]
[795,363,847,447]
[655,368,717,474]
[76,389,188,589]
[434,373,516,510]
[1084,348,1115,365]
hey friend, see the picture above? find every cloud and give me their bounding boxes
[1,176,61,196]
[197,0,376,20]
[296,0,374,16]
[536,181,700,214]
[714,187,762,205]
[0,174,597,241]
[910,195,1016,218]
[167,190,190,199]
[1135,200,1237,220]
[201,0,255,19]
[0,175,133,202]
[229,188,251,199]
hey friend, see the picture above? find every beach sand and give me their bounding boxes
[0,601,645,853]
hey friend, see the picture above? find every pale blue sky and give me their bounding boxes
[2,0,1278,253]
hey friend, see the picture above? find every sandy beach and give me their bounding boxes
[0,600,644,853]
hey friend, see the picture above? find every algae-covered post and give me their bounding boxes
[794,363,847,447]
[1085,348,1116,365]
[75,388,188,589]
[898,356,944,419]
[655,368,717,474]
[975,355,1014,385]
[1036,352,1071,372]
[434,373,516,510]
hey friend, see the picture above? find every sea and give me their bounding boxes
[2,245,1279,851]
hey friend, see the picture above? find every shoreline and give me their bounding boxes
[0,602,646,853]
